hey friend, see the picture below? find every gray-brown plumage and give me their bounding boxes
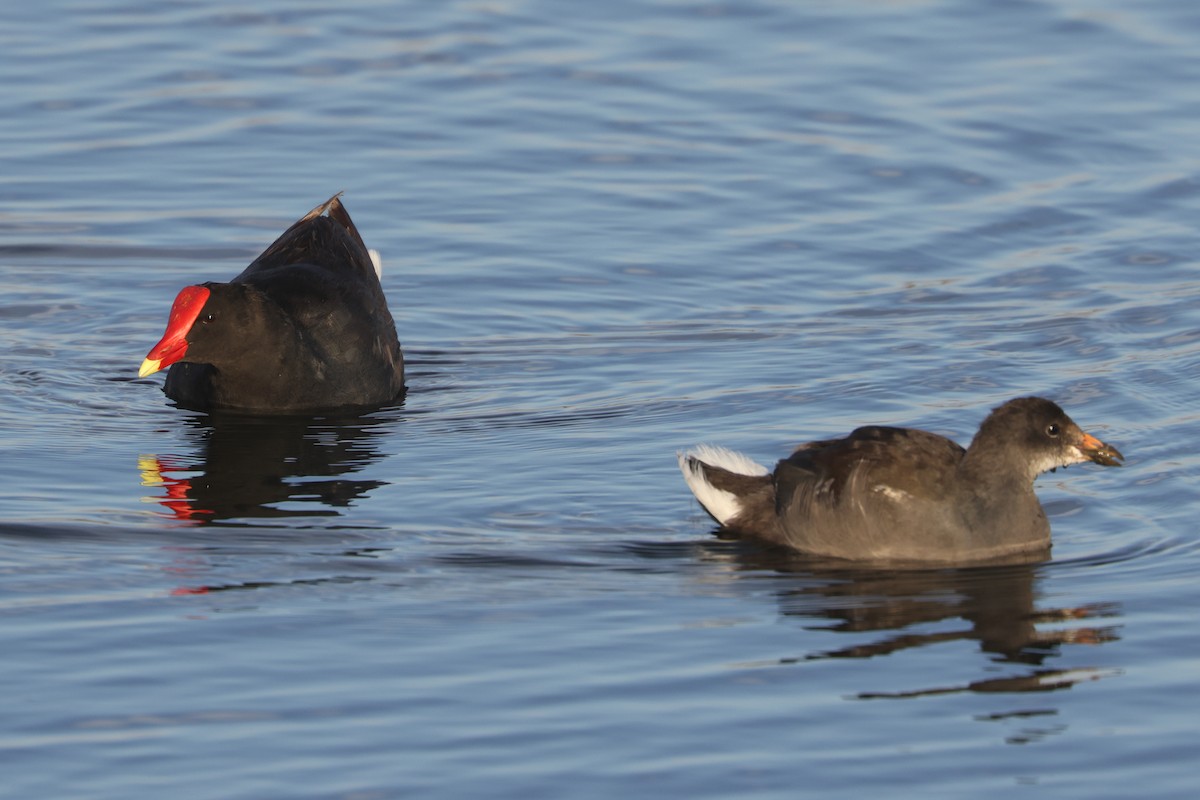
[679,397,1123,563]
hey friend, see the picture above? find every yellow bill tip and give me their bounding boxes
[138,357,163,378]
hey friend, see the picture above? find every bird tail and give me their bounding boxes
[677,444,770,526]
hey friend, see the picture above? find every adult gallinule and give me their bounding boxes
[140,194,405,413]
[678,397,1123,562]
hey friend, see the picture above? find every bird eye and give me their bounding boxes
[1046,423,1060,438]
[201,313,215,324]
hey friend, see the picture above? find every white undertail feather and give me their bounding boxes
[677,444,770,525]
[368,249,382,280]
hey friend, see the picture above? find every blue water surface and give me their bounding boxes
[2,1,1200,797]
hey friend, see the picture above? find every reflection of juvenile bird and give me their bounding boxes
[140,194,404,413]
[679,397,1123,563]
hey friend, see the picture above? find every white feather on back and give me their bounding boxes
[677,444,769,525]
[368,249,382,280]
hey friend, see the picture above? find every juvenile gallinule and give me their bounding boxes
[140,194,405,413]
[679,397,1123,562]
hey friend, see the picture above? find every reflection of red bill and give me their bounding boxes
[138,454,213,521]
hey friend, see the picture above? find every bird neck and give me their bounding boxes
[959,423,1041,488]
[957,437,1040,524]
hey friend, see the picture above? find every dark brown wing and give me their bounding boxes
[232,195,396,359]
[775,425,966,514]
[238,194,379,286]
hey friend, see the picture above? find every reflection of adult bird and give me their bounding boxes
[680,397,1123,563]
[140,194,405,413]
[139,413,389,523]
